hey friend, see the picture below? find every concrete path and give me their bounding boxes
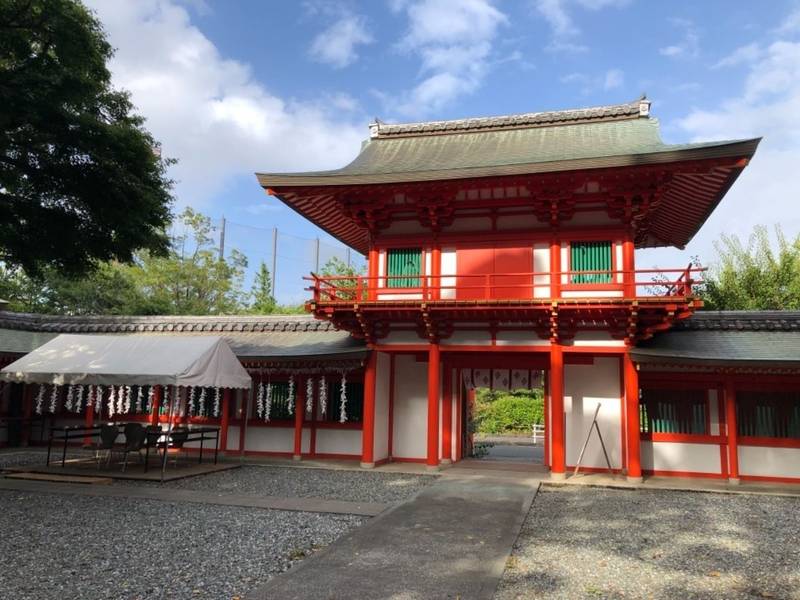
[248,475,539,600]
[0,478,387,516]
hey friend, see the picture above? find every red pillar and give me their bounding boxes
[220,388,231,454]
[724,379,740,484]
[431,245,441,300]
[624,352,642,482]
[150,386,161,427]
[427,342,441,469]
[293,377,304,460]
[83,387,95,446]
[361,351,377,468]
[550,238,561,298]
[623,238,636,298]
[387,353,395,459]
[238,387,249,456]
[367,246,379,301]
[441,363,452,463]
[550,344,565,478]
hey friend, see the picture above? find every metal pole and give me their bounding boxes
[271,227,278,297]
[314,237,320,273]
[573,403,602,477]
[160,385,176,482]
[218,216,226,260]
[346,247,351,267]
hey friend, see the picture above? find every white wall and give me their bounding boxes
[564,356,622,469]
[739,446,800,479]
[641,441,722,475]
[374,352,391,461]
[243,426,308,454]
[392,354,429,459]
[533,243,550,298]
[441,248,457,299]
[315,429,361,455]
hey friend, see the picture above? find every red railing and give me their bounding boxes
[305,265,704,303]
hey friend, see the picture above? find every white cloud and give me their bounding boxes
[532,0,631,53]
[385,0,507,118]
[84,0,365,208]
[644,39,800,269]
[309,14,373,68]
[776,8,800,34]
[603,68,624,90]
[712,42,762,69]
[659,18,700,59]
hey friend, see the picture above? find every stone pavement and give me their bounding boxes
[247,474,539,600]
[0,478,387,516]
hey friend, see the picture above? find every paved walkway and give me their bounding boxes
[0,478,387,516]
[248,474,539,600]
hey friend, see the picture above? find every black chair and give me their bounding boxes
[121,423,147,472]
[168,428,189,466]
[95,424,119,467]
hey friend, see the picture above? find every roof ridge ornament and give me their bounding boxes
[639,94,651,117]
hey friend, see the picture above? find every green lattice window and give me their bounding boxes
[325,382,364,423]
[387,248,421,288]
[570,241,612,284]
[737,391,800,439]
[639,389,707,435]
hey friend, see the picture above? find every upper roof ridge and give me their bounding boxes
[369,97,650,139]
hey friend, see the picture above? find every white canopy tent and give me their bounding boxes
[0,334,252,389]
[0,334,252,479]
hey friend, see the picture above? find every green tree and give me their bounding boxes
[319,256,365,300]
[0,0,173,276]
[702,225,800,310]
[249,261,276,314]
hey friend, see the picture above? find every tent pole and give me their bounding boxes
[240,383,252,463]
[160,385,176,482]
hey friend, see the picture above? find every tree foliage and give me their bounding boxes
[0,0,173,276]
[249,261,277,314]
[473,388,543,434]
[702,225,800,311]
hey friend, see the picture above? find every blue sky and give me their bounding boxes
[85,0,800,302]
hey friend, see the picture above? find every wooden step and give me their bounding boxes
[4,472,113,485]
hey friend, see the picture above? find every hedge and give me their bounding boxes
[474,389,543,434]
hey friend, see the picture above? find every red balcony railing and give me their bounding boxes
[305,264,704,303]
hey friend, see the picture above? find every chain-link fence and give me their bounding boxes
[213,219,365,306]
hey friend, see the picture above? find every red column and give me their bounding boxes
[361,351,377,468]
[238,387,249,456]
[441,363,452,463]
[83,387,95,446]
[150,386,161,427]
[550,344,565,478]
[387,354,395,459]
[724,379,740,484]
[623,238,636,298]
[367,246,379,301]
[427,342,441,469]
[624,352,642,482]
[550,238,561,298]
[219,388,231,454]
[293,377,304,460]
[431,245,441,300]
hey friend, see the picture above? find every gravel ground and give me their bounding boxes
[0,489,363,600]
[496,486,800,600]
[118,465,437,504]
[0,448,52,469]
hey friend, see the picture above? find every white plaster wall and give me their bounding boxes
[569,332,625,347]
[739,446,800,479]
[641,441,721,474]
[226,425,240,451]
[381,331,423,345]
[562,290,624,298]
[374,352,391,461]
[243,427,309,453]
[560,243,569,285]
[495,331,550,346]
[441,247,457,299]
[448,331,492,345]
[708,390,720,435]
[615,242,624,283]
[377,292,423,300]
[533,243,550,298]
[564,357,622,469]
[315,429,361,455]
[392,354,429,459]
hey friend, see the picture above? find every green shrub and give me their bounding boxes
[474,388,543,434]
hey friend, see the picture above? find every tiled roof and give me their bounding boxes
[370,98,646,138]
[632,311,800,368]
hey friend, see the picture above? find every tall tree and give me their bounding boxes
[0,0,173,276]
[702,225,800,310]
[249,261,276,314]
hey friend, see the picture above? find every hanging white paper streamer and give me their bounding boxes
[108,386,116,418]
[339,372,348,423]
[188,387,195,416]
[319,376,327,416]
[35,385,45,415]
[123,386,132,414]
[135,386,143,413]
[146,386,154,414]
[306,377,314,414]
[213,388,221,417]
[94,386,102,414]
[76,385,85,413]
[264,382,272,422]
[199,387,207,417]
[65,385,75,412]
[49,384,59,414]
[256,382,265,418]
[287,375,295,415]
[116,386,124,415]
